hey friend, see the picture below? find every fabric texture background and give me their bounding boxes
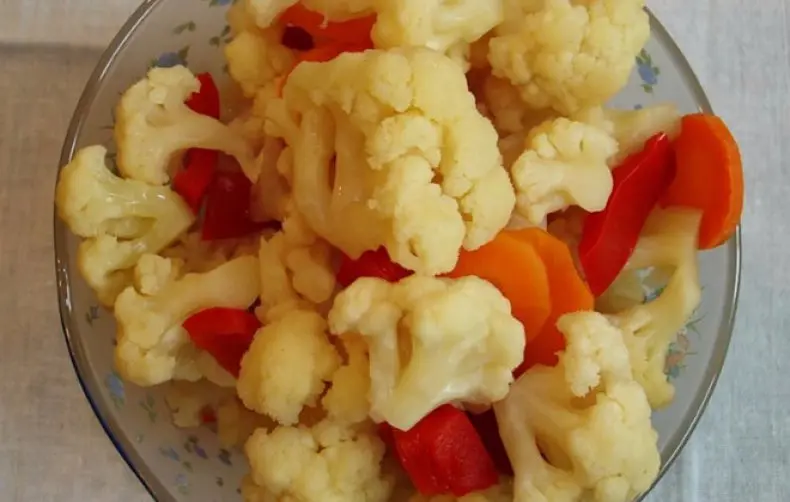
[0,0,786,500]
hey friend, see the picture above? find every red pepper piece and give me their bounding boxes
[186,72,221,119]
[336,248,412,287]
[174,73,222,210]
[172,148,219,213]
[182,307,261,377]
[201,169,267,241]
[200,407,217,424]
[392,405,499,497]
[579,133,677,296]
[377,422,396,448]
[467,409,513,476]
[278,3,376,47]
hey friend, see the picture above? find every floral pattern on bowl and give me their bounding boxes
[53,1,740,501]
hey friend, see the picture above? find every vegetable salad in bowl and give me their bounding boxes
[53,0,743,500]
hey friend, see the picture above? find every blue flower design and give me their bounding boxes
[635,49,660,94]
[176,473,190,495]
[104,372,125,409]
[210,25,233,47]
[218,448,233,466]
[173,21,197,35]
[85,305,100,326]
[139,394,158,423]
[151,47,190,69]
[185,435,209,460]
[159,446,181,462]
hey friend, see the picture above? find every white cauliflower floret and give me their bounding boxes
[243,0,297,27]
[162,231,261,274]
[482,75,555,136]
[255,208,337,323]
[114,255,260,386]
[225,28,295,99]
[242,420,393,502]
[495,311,661,502]
[372,0,503,70]
[216,398,276,448]
[115,65,257,183]
[250,136,291,222]
[328,275,525,431]
[488,0,650,115]
[322,335,372,425]
[237,308,341,425]
[55,146,194,306]
[576,104,682,163]
[608,207,703,408]
[268,48,515,275]
[511,117,618,225]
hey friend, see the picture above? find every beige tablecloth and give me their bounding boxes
[0,0,787,500]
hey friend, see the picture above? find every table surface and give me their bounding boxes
[0,0,787,500]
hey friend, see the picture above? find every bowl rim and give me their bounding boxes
[53,2,742,501]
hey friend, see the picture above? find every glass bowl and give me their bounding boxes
[54,1,741,500]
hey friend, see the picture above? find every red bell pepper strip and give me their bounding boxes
[173,73,222,211]
[182,307,262,377]
[278,3,376,47]
[200,407,217,424]
[391,405,499,497]
[185,72,221,119]
[201,168,268,241]
[336,248,412,287]
[172,148,219,213]
[281,25,315,51]
[467,409,513,476]
[579,133,677,296]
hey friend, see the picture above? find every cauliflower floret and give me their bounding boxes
[255,209,337,323]
[243,0,298,27]
[322,335,372,425]
[242,420,393,502]
[115,65,257,184]
[576,104,682,163]
[495,311,660,502]
[114,255,259,386]
[268,48,515,275]
[328,275,525,431]
[237,308,341,425]
[216,398,276,448]
[488,0,650,115]
[225,28,295,99]
[55,146,194,306]
[162,231,261,274]
[371,0,503,70]
[250,136,291,222]
[607,207,703,408]
[164,380,236,428]
[482,75,555,136]
[511,117,618,225]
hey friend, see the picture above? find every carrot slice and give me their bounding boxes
[661,113,744,249]
[446,231,551,343]
[511,228,594,374]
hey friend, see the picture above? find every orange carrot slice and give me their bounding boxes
[511,228,594,374]
[661,113,744,249]
[446,231,552,343]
